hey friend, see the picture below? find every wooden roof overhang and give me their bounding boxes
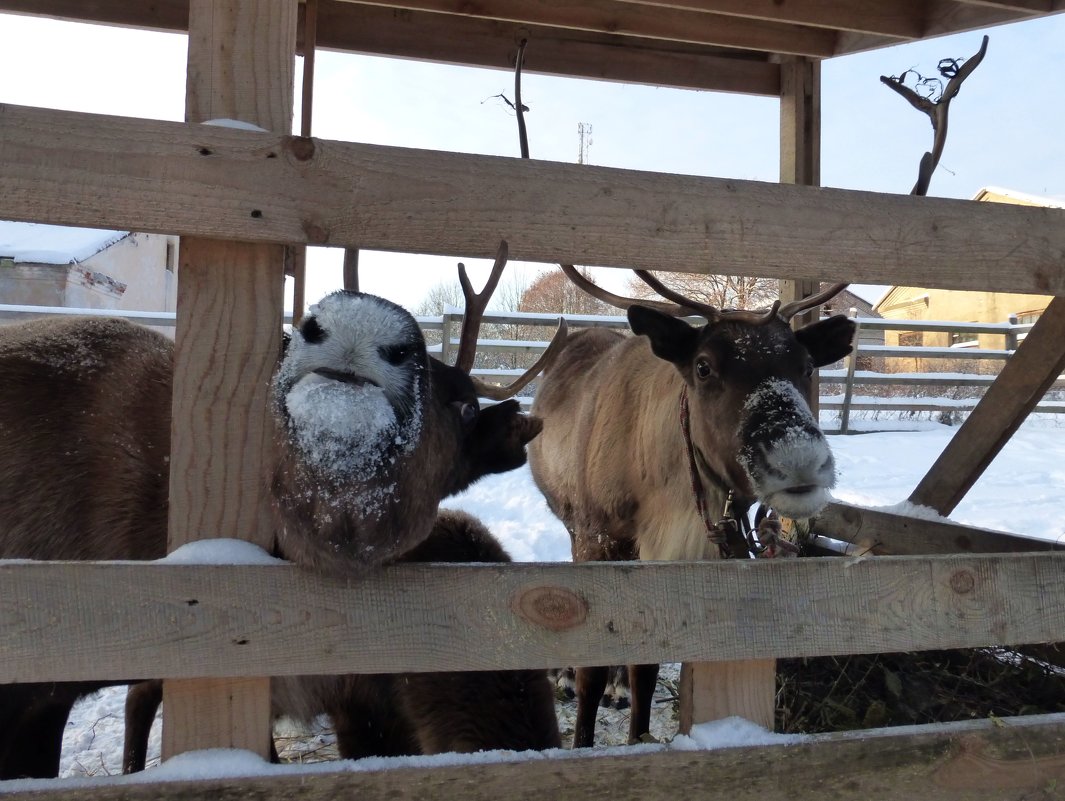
[3,1,1063,96]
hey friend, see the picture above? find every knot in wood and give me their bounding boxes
[949,569,975,595]
[511,586,587,632]
[285,135,316,162]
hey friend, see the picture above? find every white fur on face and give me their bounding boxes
[737,379,836,519]
[273,292,428,479]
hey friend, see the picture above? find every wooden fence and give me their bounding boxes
[3,26,1065,794]
[4,303,1062,433]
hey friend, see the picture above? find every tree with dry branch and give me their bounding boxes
[623,271,779,312]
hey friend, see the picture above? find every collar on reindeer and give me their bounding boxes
[679,389,753,559]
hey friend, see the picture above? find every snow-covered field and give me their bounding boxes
[8,415,1065,787]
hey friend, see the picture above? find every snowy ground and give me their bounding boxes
[14,414,1065,783]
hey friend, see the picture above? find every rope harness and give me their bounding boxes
[679,389,799,560]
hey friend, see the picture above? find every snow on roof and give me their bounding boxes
[0,220,130,265]
[973,186,1065,208]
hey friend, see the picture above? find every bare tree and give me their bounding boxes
[623,271,778,311]
[519,268,613,316]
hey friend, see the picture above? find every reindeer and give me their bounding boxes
[527,270,855,747]
[0,242,564,779]
[123,509,561,771]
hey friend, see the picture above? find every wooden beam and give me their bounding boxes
[335,0,839,57]
[4,713,1065,801]
[311,2,782,95]
[678,659,775,732]
[909,296,1065,515]
[5,105,1065,293]
[613,0,925,38]
[164,0,296,764]
[4,554,1065,683]
[813,501,1064,555]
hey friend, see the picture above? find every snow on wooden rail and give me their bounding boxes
[3,553,1065,684]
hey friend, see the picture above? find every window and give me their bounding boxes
[950,329,978,348]
[898,332,922,347]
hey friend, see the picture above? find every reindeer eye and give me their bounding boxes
[380,344,413,365]
[695,358,714,381]
[299,315,326,344]
[460,400,477,426]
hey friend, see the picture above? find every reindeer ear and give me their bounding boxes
[796,314,856,367]
[627,304,698,367]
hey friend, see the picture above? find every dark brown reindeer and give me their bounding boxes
[0,241,564,779]
[124,509,561,771]
[528,269,855,747]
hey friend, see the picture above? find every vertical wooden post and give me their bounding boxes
[678,57,824,738]
[164,0,297,762]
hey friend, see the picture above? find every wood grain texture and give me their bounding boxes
[909,296,1065,515]
[160,678,272,761]
[311,2,783,94]
[4,713,1065,801]
[333,0,841,57]
[3,104,1065,293]
[167,239,284,552]
[3,554,1065,683]
[165,0,297,763]
[678,659,776,732]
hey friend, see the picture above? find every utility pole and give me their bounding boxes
[577,122,593,164]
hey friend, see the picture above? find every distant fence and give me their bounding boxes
[4,304,1059,431]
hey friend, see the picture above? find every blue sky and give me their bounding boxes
[1,11,1062,310]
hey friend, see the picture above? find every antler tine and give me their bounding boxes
[472,317,569,401]
[777,282,849,322]
[559,264,691,318]
[454,239,509,373]
[634,270,718,321]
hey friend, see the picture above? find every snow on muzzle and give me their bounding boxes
[737,378,836,519]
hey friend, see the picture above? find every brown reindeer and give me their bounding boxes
[123,509,561,771]
[0,242,564,779]
[528,270,855,747]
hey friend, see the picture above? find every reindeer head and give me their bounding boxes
[271,244,562,575]
[562,265,855,519]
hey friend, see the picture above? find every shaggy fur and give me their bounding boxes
[0,297,542,779]
[528,304,855,748]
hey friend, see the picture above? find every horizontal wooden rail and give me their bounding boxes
[5,713,1065,801]
[3,103,1065,292]
[2,553,1065,683]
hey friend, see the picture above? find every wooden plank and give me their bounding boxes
[168,240,283,553]
[5,106,1065,293]
[909,296,1065,515]
[5,713,1065,801]
[4,554,1065,682]
[311,2,782,94]
[334,0,840,57]
[165,0,297,764]
[677,659,775,732]
[613,0,925,38]
[160,678,272,766]
[813,501,1064,556]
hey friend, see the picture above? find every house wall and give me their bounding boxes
[1,232,179,323]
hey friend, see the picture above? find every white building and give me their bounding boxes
[0,221,178,312]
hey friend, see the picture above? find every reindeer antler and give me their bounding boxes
[454,239,567,400]
[778,282,849,322]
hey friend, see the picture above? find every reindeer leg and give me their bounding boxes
[627,663,660,744]
[123,680,163,774]
[572,666,610,748]
[0,685,77,779]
